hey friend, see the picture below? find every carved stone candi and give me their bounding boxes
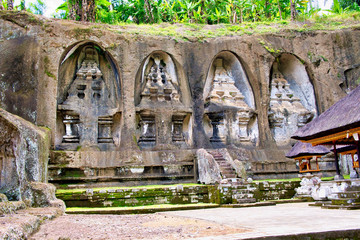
[140,56,180,104]
[57,45,119,149]
[205,58,255,145]
[268,62,314,146]
[136,53,192,149]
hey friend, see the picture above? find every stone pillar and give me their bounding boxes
[172,115,185,142]
[237,110,253,142]
[138,114,156,148]
[98,116,114,143]
[207,112,225,143]
[62,114,80,143]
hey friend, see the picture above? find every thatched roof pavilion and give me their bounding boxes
[286,141,330,159]
[286,141,329,173]
[292,85,360,145]
[291,84,360,177]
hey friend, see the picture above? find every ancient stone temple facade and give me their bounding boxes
[6,15,357,184]
[268,56,317,146]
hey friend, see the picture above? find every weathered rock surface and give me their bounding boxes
[197,149,222,184]
[0,108,50,201]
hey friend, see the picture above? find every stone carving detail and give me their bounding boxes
[140,56,180,104]
[205,58,255,144]
[268,62,314,145]
[172,115,185,142]
[138,114,156,148]
[136,53,191,150]
[98,116,113,143]
[62,113,80,143]
[207,112,225,143]
[58,46,118,148]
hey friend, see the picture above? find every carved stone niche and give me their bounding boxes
[268,60,315,146]
[135,51,192,150]
[137,113,156,148]
[172,114,186,142]
[56,44,121,150]
[204,55,257,146]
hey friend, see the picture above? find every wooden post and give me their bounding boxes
[333,141,341,177]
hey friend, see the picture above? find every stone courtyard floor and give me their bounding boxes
[30,202,360,240]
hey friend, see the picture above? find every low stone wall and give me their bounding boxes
[56,185,219,208]
[251,181,300,201]
[56,181,300,208]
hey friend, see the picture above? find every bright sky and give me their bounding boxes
[14,0,64,17]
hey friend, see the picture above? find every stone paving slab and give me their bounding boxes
[0,207,64,240]
[160,202,360,239]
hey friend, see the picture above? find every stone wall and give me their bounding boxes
[0,12,356,182]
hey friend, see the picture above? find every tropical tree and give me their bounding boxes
[7,0,13,10]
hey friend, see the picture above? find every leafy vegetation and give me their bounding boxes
[49,0,360,25]
[1,0,360,27]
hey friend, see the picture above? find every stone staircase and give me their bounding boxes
[317,179,360,210]
[207,150,256,204]
[207,150,237,179]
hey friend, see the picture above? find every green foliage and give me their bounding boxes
[53,0,313,24]
[28,0,45,15]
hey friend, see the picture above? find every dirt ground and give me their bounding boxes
[30,213,248,240]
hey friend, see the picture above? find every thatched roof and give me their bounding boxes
[292,85,360,141]
[286,141,330,159]
[331,144,357,154]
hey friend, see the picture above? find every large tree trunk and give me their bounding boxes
[7,0,13,10]
[290,0,297,21]
[88,0,96,22]
[278,0,282,20]
[0,2,4,10]
[69,0,81,20]
[144,0,154,23]
[81,0,87,21]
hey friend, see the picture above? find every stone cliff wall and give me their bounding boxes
[1,12,358,181]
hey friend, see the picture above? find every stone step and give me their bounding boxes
[337,191,360,199]
[331,198,360,205]
[65,203,220,215]
[232,198,256,204]
[221,170,236,174]
[321,204,360,210]
[223,174,237,178]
